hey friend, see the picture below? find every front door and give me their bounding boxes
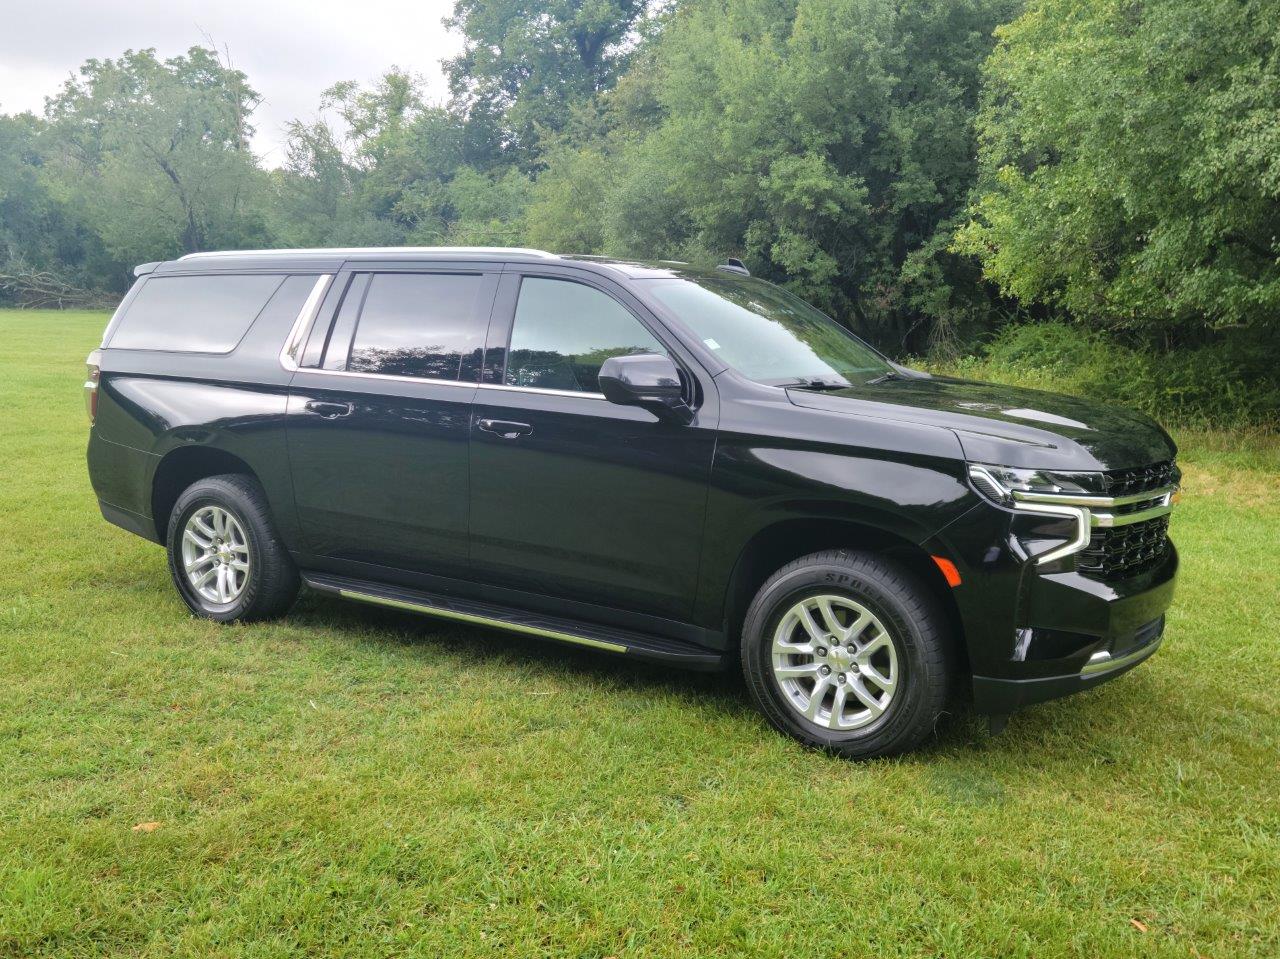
[287,268,496,578]
[469,272,718,622]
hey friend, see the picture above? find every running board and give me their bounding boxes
[302,572,725,670]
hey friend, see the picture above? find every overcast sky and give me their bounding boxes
[0,0,463,165]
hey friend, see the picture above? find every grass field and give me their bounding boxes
[2,309,1277,958]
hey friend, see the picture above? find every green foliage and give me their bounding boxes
[934,322,1280,428]
[445,0,659,162]
[530,0,1019,351]
[0,114,113,295]
[956,0,1280,336]
[42,48,270,267]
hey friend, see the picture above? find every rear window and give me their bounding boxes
[109,274,287,353]
[340,272,486,381]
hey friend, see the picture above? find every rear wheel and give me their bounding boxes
[166,474,299,622]
[741,549,950,759]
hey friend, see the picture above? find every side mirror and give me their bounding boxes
[598,353,693,424]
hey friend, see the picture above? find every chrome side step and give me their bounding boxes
[302,572,725,670]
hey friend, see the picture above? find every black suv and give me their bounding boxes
[86,247,1178,758]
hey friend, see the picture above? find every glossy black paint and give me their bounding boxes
[285,373,476,578]
[598,353,693,424]
[87,249,1179,716]
[787,376,1176,471]
[468,268,718,622]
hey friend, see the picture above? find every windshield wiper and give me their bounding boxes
[780,378,851,391]
[865,370,903,385]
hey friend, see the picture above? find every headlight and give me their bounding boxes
[967,464,1093,505]
[968,464,1094,565]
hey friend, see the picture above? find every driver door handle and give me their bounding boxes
[304,400,354,419]
[477,418,533,439]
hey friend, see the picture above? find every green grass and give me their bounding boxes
[2,309,1277,958]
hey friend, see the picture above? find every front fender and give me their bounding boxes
[693,407,977,629]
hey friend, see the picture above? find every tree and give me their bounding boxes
[274,70,531,247]
[530,0,1018,351]
[445,0,661,163]
[43,47,270,264]
[0,113,120,298]
[955,0,1280,340]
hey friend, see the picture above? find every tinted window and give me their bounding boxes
[321,274,371,371]
[505,278,664,393]
[645,275,892,386]
[345,273,485,380]
[110,274,286,353]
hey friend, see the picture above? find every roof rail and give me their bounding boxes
[177,246,558,261]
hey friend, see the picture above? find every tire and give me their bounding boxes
[165,474,300,623]
[741,549,950,759]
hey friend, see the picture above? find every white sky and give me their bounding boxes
[0,0,463,166]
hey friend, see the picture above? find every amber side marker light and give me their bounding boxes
[931,555,962,588]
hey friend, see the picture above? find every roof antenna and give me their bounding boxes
[717,257,750,276]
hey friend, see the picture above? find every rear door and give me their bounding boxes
[468,269,719,622]
[286,265,498,578]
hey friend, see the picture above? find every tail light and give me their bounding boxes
[85,351,101,425]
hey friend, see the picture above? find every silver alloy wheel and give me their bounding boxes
[181,505,251,605]
[770,594,899,731]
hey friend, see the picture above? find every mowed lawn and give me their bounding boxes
[1,309,1277,959]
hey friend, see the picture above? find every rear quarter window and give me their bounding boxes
[107,274,288,353]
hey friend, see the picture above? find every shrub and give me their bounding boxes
[926,323,1279,430]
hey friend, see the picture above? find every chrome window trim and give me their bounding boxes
[279,274,334,372]
[292,366,477,389]
[478,382,607,400]
[968,465,1178,566]
[284,365,607,399]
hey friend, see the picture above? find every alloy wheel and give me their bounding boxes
[181,505,251,605]
[770,594,900,730]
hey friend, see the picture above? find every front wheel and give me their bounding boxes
[741,550,951,759]
[166,474,300,622]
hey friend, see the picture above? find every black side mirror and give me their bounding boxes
[598,354,693,424]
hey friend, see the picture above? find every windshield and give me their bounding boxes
[642,275,892,387]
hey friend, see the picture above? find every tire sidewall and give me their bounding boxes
[166,481,266,622]
[743,557,940,756]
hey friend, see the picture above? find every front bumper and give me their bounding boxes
[927,502,1178,715]
[971,610,1168,713]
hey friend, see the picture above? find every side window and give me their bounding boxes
[341,272,485,380]
[505,278,665,393]
[108,274,287,353]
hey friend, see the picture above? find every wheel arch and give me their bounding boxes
[151,446,259,542]
[719,517,969,676]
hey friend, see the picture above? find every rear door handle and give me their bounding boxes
[305,400,354,419]
[477,418,532,439]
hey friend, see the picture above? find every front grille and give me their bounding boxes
[1078,514,1171,581]
[1101,460,1178,497]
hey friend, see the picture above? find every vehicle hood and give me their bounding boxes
[786,375,1176,471]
